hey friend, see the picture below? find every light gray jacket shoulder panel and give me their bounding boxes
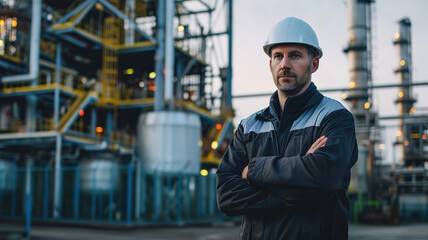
[291,97,346,131]
[241,111,274,135]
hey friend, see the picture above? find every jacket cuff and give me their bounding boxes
[247,157,264,188]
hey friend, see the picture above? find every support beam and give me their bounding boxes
[53,133,62,218]
[164,0,175,108]
[2,0,41,84]
[154,0,166,111]
[225,0,233,108]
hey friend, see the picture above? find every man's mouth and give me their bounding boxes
[279,71,296,79]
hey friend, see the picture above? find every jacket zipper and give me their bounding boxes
[270,120,282,156]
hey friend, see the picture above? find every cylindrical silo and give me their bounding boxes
[0,159,16,191]
[79,152,120,193]
[136,111,201,174]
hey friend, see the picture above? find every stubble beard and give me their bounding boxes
[276,69,311,96]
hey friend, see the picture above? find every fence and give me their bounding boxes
[0,163,224,227]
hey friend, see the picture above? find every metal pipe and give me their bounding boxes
[55,0,94,24]
[164,0,175,108]
[53,133,62,218]
[226,0,233,109]
[125,0,136,45]
[2,0,41,84]
[232,81,428,98]
[154,0,166,111]
[54,42,62,128]
[25,156,33,237]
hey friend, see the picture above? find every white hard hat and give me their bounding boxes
[263,17,323,58]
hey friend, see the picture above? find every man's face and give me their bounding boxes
[269,44,319,96]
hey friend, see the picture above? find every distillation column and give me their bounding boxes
[344,0,371,141]
[393,18,415,165]
[344,0,375,195]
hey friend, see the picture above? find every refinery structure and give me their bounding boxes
[0,0,427,233]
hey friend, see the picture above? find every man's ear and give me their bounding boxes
[311,57,319,73]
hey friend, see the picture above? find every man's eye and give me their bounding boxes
[273,55,282,59]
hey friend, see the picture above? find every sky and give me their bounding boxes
[230,0,428,164]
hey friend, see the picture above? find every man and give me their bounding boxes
[216,17,358,240]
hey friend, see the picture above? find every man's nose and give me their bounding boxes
[280,57,291,70]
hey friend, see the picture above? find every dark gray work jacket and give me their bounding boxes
[216,83,358,240]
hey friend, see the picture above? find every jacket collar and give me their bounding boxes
[257,82,323,121]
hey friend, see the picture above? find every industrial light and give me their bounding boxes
[409,107,415,115]
[0,19,4,26]
[0,40,3,46]
[95,3,104,11]
[364,102,371,110]
[394,33,400,39]
[79,109,84,117]
[138,81,145,88]
[125,68,134,75]
[379,144,385,150]
[148,72,156,79]
[211,141,218,150]
[96,126,103,133]
[422,134,427,140]
[349,81,356,89]
[398,91,404,98]
[200,169,208,176]
[410,133,420,139]
[341,93,347,100]
[396,131,402,137]
[11,18,17,28]
[148,85,156,91]
[400,60,406,66]
[183,92,189,99]
[404,140,409,146]
[178,25,185,32]
[216,123,222,130]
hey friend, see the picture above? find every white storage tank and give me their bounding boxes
[0,159,16,191]
[137,111,201,174]
[79,153,120,193]
[349,145,368,193]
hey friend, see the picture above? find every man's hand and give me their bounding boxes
[306,136,327,155]
[242,136,327,179]
[242,166,248,179]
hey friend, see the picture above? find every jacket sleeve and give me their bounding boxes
[246,109,357,202]
[216,123,287,217]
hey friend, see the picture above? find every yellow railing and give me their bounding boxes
[36,118,54,131]
[110,130,135,146]
[101,17,121,102]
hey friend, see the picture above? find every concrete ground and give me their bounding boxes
[1,222,428,240]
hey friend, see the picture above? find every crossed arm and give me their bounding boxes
[241,136,327,179]
[217,110,356,217]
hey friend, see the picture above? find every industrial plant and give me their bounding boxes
[0,0,427,237]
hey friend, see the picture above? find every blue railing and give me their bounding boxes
[0,164,224,226]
